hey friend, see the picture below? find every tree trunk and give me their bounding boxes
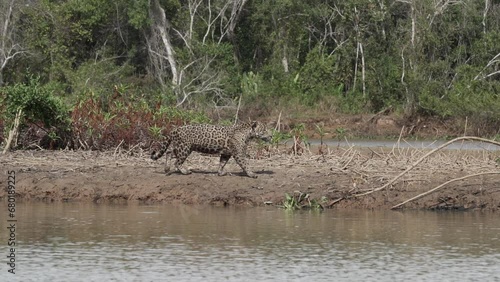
[404,91,417,117]
[483,0,490,34]
[227,0,248,64]
[149,0,179,87]
[0,0,18,87]
[397,0,418,118]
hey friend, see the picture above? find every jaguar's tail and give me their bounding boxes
[151,136,172,160]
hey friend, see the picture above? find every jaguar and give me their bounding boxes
[151,121,271,178]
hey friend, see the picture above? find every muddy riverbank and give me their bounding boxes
[1,144,499,211]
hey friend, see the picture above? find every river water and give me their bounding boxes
[1,202,500,281]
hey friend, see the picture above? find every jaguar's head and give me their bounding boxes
[248,121,272,142]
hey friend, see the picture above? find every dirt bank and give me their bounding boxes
[1,144,499,211]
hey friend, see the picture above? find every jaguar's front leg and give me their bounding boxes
[233,153,257,178]
[218,154,231,176]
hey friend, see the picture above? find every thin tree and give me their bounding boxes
[146,0,246,107]
[0,0,25,86]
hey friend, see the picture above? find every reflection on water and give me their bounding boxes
[1,202,500,281]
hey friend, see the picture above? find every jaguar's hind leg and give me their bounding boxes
[173,145,192,175]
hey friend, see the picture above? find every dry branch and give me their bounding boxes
[391,171,500,209]
[353,136,500,198]
[2,108,22,154]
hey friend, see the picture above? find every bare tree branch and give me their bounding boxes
[430,0,464,26]
[474,52,500,80]
[146,0,240,107]
[203,0,230,44]
[0,0,26,86]
[220,0,247,44]
[187,0,203,41]
[354,136,500,198]
[176,56,224,107]
[391,171,500,209]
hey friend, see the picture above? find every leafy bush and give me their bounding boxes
[1,75,71,148]
[297,46,340,105]
[71,90,211,150]
[3,75,70,129]
[282,191,325,211]
[66,60,136,105]
[1,75,211,150]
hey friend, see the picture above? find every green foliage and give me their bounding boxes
[337,92,367,114]
[291,123,308,145]
[297,46,342,105]
[1,0,499,138]
[270,129,292,147]
[66,60,136,102]
[315,123,326,144]
[241,72,263,102]
[365,55,405,111]
[289,123,309,155]
[127,0,151,29]
[195,42,241,101]
[3,75,70,130]
[70,90,210,150]
[149,125,163,140]
[335,127,347,141]
[154,105,211,125]
[419,63,500,128]
[282,191,325,211]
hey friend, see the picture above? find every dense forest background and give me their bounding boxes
[0,0,499,148]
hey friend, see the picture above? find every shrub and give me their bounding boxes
[70,89,211,150]
[3,75,70,128]
[2,75,71,149]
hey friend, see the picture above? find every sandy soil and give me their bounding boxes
[1,145,499,211]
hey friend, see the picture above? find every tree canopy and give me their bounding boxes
[1,0,499,122]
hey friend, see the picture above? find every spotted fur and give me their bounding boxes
[151,121,271,178]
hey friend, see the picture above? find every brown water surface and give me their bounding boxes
[1,202,499,281]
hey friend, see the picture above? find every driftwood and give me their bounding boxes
[353,136,500,198]
[391,171,500,209]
